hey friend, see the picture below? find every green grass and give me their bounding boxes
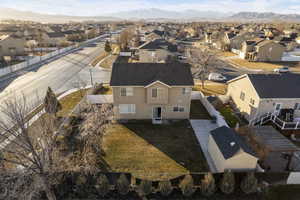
[102,120,209,181]
[218,105,240,128]
[266,184,300,200]
[190,100,212,120]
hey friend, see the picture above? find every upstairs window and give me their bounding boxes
[152,88,158,98]
[182,88,191,95]
[294,103,300,110]
[120,88,133,97]
[173,106,185,112]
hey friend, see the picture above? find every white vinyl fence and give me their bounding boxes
[0,34,109,78]
[197,91,229,127]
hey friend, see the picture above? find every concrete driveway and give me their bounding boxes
[190,119,219,173]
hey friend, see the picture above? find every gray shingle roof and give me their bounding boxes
[210,126,256,160]
[247,74,300,98]
[110,63,194,86]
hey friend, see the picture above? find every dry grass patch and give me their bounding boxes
[102,120,209,181]
[57,89,89,117]
[100,55,118,69]
[193,83,227,96]
[218,51,236,57]
[229,58,282,71]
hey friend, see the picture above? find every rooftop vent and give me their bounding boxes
[230,142,236,147]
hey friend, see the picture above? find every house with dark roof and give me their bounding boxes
[227,74,300,126]
[208,126,258,172]
[137,38,178,63]
[110,63,194,123]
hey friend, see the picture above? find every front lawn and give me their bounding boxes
[229,58,282,71]
[193,82,227,96]
[102,120,209,180]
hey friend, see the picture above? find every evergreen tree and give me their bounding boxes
[116,174,130,195]
[138,179,152,197]
[201,172,216,197]
[179,174,195,197]
[220,170,235,194]
[158,180,173,197]
[96,174,110,197]
[240,172,258,194]
[104,40,112,54]
[44,87,62,116]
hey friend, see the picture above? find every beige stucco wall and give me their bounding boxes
[225,151,258,171]
[146,82,169,104]
[227,76,260,121]
[208,135,258,172]
[256,42,284,62]
[228,75,300,121]
[0,36,25,57]
[112,82,192,120]
[208,135,225,172]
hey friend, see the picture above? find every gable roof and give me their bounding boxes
[247,74,300,98]
[110,63,194,86]
[210,126,256,160]
[140,39,177,52]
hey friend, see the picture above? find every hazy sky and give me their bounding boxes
[1,0,300,16]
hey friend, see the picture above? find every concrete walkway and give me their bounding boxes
[190,119,219,173]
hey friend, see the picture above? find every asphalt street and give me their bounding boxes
[0,39,111,121]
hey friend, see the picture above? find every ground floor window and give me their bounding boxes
[119,104,136,114]
[173,106,185,112]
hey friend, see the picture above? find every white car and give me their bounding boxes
[208,73,227,81]
[274,67,289,73]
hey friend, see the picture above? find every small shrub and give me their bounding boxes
[95,174,110,197]
[201,172,216,197]
[179,174,195,197]
[220,170,235,194]
[138,180,152,197]
[158,180,173,197]
[116,174,130,195]
[241,172,258,194]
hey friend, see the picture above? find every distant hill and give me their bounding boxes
[0,7,120,23]
[1,7,300,23]
[228,12,300,22]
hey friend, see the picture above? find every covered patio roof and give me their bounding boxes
[247,126,300,152]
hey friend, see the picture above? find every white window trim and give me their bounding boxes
[151,88,163,98]
[120,87,133,97]
[119,104,136,114]
[173,106,185,112]
[182,87,192,95]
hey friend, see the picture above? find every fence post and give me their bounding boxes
[296,122,299,130]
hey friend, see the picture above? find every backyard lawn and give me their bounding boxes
[102,120,209,181]
[218,105,240,128]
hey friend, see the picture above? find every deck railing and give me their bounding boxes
[250,112,300,130]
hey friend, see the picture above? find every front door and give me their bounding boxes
[153,107,162,121]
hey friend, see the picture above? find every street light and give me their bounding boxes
[89,68,93,86]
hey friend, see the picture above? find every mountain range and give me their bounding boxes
[1,7,300,23]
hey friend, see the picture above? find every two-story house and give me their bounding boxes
[110,63,194,123]
[227,74,300,129]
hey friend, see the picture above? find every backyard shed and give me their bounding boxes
[208,126,258,172]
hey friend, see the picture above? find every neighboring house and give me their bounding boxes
[242,39,285,62]
[42,32,68,47]
[110,63,194,123]
[227,74,300,124]
[137,39,177,63]
[208,126,258,172]
[0,35,25,60]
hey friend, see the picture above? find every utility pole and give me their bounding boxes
[89,68,94,86]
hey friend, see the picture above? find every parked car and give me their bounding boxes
[208,72,227,81]
[274,66,289,73]
[177,55,187,60]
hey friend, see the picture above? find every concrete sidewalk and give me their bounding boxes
[190,119,219,173]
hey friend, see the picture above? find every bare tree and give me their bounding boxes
[118,28,134,51]
[189,48,216,89]
[44,87,62,117]
[0,95,59,200]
